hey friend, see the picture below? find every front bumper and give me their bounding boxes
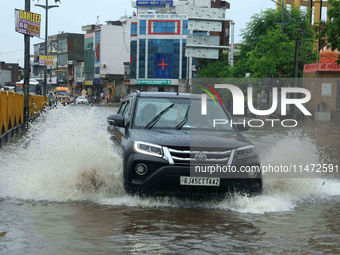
[124,153,262,197]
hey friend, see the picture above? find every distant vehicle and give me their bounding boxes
[15,79,41,95]
[55,87,70,104]
[75,96,89,105]
[3,85,15,92]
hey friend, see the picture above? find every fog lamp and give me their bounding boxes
[247,169,258,178]
[135,163,148,176]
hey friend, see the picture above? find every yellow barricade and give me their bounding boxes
[7,92,15,130]
[29,95,49,117]
[0,91,8,135]
[0,92,48,136]
[14,93,24,126]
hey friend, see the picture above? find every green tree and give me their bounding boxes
[246,26,295,77]
[323,0,340,62]
[197,57,230,78]
[197,8,316,78]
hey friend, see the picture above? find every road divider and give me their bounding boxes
[0,91,48,141]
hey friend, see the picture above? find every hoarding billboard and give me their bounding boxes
[15,9,41,37]
[39,55,54,67]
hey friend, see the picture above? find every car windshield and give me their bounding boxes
[133,97,234,131]
[57,91,69,96]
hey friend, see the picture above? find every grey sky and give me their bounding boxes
[0,0,275,67]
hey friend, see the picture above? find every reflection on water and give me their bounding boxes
[0,106,339,254]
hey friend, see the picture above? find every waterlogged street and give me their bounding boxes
[0,106,340,254]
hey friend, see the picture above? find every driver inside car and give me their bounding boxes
[140,103,158,125]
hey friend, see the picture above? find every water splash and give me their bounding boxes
[0,106,339,214]
[0,106,124,202]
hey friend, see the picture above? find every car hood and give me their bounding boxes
[128,129,252,150]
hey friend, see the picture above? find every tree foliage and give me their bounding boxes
[323,0,340,62]
[198,8,316,78]
[197,57,230,78]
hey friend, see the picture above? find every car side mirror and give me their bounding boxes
[235,123,250,132]
[107,114,125,127]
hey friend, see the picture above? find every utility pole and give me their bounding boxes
[271,0,301,119]
[35,0,59,99]
[23,0,30,125]
[272,0,291,35]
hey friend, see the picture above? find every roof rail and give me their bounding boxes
[135,90,141,96]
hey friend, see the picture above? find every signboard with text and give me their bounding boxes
[138,14,188,20]
[304,63,340,73]
[39,55,54,66]
[137,0,173,7]
[15,9,41,37]
[137,79,171,85]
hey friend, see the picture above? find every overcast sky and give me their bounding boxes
[0,0,275,67]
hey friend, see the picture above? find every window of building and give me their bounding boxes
[140,20,146,35]
[58,53,67,66]
[131,23,138,37]
[182,20,188,35]
[147,39,180,79]
[95,67,100,74]
[182,40,187,79]
[193,31,208,35]
[76,67,81,78]
[149,20,180,35]
[58,38,67,52]
[130,41,137,79]
[139,39,146,78]
[95,31,101,63]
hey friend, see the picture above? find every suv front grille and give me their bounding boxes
[168,147,233,165]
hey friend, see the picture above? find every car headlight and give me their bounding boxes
[236,145,256,160]
[134,141,163,158]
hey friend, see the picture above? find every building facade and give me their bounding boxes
[279,0,331,25]
[304,47,340,120]
[0,62,20,87]
[0,69,11,89]
[32,42,45,85]
[128,0,230,93]
[32,33,85,94]
[82,17,132,99]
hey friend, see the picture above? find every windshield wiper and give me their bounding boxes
[145,103,175,129]
[176,105,190,130]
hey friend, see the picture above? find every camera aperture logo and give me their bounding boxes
[200,83,312,128]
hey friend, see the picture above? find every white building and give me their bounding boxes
[82,17,133,98]
[0,69,11,88]
[128,0,230,93]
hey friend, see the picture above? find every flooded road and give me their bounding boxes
[0,105,340,254]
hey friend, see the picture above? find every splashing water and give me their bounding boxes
[0,106,339,214]
[0,106,124,202]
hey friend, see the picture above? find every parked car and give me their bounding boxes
[75,96,89,105]
[107,91,262,198]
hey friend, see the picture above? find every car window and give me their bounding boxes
[133,97,233,131]
[134,98,190,128]
[118,101,127,115]
[122,100,131,125]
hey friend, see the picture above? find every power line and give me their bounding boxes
[0,49,24,55]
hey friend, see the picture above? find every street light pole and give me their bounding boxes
[35,0,59,99]
[270,0,302,119]
[270,0,300,79]
[24,0,30,125]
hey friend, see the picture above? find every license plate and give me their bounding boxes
[180,176,220,187]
